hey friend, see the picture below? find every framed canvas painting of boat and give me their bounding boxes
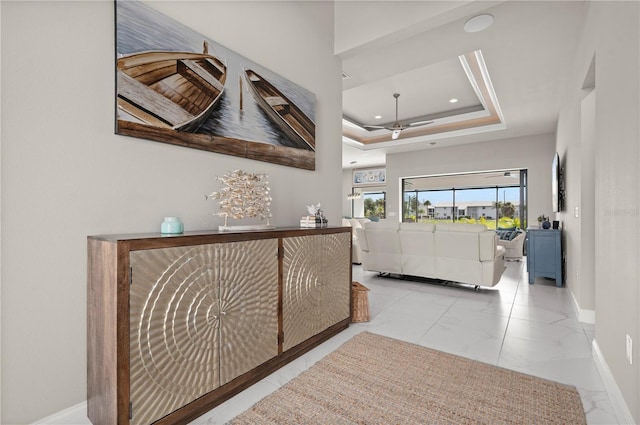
[115,0,316,170]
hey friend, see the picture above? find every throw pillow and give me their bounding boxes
[496,230,521,241]
[495,230,509,240]
[508,230,520,241]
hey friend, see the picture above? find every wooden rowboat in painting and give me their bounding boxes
[243,69,315,151]
[117,44,226,132]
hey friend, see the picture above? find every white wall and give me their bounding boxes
[342,169,353,217]
[384,134,555,225]
[0,1,341,423]
[579,90,596,316]
[554,0,598,321]
[342,168,386,218]
[0,2,3,420]
[556,1,640,421]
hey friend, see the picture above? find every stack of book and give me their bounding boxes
[300,216,328,228]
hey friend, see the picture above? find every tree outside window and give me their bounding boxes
[363,192,386,219]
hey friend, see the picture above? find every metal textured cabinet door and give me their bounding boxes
[282,232,351,351]
[128,239,278,425]
[217,240,279,385]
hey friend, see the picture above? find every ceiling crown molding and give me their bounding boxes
[342,49,506,148]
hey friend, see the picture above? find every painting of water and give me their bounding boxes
[115,0,316,170]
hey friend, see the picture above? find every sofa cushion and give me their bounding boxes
[364,221,399,231]
[496,229,521,241]
[436,222,488,233]
[399,222,436,277]
[400,222,436,232]
[495,230,509,240]
[355,218,371,226]
[361,221,401,273]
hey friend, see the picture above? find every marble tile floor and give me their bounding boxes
[191,260,618,425]
[48,260,618,425]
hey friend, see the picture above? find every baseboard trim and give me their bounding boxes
[592,340,635,425]
[32,401,86,425]
[570,289,596,324]
[579,309,596,324]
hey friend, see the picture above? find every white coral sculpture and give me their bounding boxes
[206,169,272,226]
[306,203,321,216]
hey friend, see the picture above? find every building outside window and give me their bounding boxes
[401,171,527,229]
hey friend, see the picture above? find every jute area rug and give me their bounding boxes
[229,332,586,424]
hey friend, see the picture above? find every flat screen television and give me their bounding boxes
[552,152,560,212]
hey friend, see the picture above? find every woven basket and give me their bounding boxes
[351,281,370,322]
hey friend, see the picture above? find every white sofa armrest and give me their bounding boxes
[496,230,525,259]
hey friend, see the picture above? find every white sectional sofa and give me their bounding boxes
[341,218,371,264]
[356,221,506,288]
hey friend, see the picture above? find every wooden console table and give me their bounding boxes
[526,228,563,286]
[87,227,351,425]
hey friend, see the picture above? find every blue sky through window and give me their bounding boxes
[409,187,520,205]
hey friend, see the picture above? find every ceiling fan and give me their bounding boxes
[364,93,434,140]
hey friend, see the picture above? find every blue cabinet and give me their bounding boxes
[526,229,563,286]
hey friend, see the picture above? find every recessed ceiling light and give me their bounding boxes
[464,14,494,33]
[374,115,382,120]
[449,98,458,103]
